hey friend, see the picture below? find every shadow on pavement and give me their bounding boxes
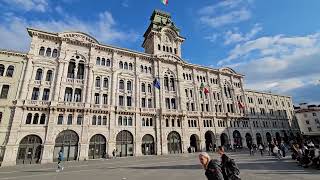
[128,164,201,170]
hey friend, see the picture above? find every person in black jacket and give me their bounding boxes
[199,152,225,180]
[218,146,241,180]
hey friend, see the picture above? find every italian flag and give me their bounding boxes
[161,0,168,5]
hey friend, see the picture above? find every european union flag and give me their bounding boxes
[153,78,160,89]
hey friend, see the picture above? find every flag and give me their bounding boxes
[161,0,168,5]
[200,82,204,90]
[204,87,209,94]
[238,101,245,109]
[153,78,160,89]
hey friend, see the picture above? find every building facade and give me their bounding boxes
[0,10,299,166]
[295,103,320,139]
[0,50,27,163]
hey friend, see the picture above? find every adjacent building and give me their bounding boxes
[0,50,27,164]
[294,103,320,142]
[0,10,299,166]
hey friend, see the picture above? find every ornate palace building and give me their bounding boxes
[0,10,299,166]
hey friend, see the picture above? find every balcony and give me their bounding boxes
[25,100,50,106]
[66,78,85,85]
[187,111,200,116]
[201,112,215,117]
[116,106,136,112]
[162,109,181,115]
[141,108,158,114]
[58,102,85,108]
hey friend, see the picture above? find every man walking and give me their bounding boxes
[258,144,264,156]
[218,146,241,180]
[56,150,64,172]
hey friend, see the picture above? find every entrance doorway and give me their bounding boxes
[220,133,228,146]
[54,130,79,161]
[116,130,134,157]
[233,130,242,148]
[16,135,42,164]
[256,133,262,145]
[167,131,181,154]
[142,134,155,155]
[89,134,106,159]
[190,134,200,152]
[205,131,215,151]
[245,133,252,147]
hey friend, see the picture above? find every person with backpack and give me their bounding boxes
[218,146,241,180]
[199,152,224,180]
[57,150,64,172]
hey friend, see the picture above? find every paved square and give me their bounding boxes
[0,152,319,180]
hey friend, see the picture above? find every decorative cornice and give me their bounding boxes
[0,49,27,57]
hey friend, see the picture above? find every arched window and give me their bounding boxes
[140,65,143,72]
[101,58,106,66]
[77,61,84,79]
[103,78,108,88]
[141,83,146,92]
[92,115,97,125]
[57,114,64,124]
[0,64,4,76]
[67,60,76,78]
[45,48,51,57]
[6,65,14,77]
[119,80,124,90]
[97,116,102,125]
[124,62,128,69]
[123,117,128,126]
[150,118,153,126]
[170,47,172,53]
[127,81,132,91]
[106,59,111,66]
[148,84,152,93]
[119,61,123,69]
[118,116,122,126]
[95,76,101,87]
[158,44,161,50]
[183,73,185,79]
[40,114,46,124]
[45,70,53,81]
[77,115,83,125]
[39,46,45,56]
[148,67,151,73]
[166,46,169,52]
[67,114,73,125]
[26,113,32,124]
[189,74,192,80]
[128,117,133,126]
[169,77,175,91]
[96,57,101,65]
[52,49,58,58]
[129,63,133,70]
[163,45,165,51]
[144,66,147,73]
[33,113,39,124]
[35,68,43,80]
[103,116,107,125]
[142,118,146,126]
[164,76,169,90]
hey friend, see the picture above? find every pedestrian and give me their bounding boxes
[273,145,281,160]
[199,152,224,180]
[258,144,264,156]
[112,149,116,159]
[209,143,213,152]
[218,146,241,180]
[248,143,252,156]
[56,150,64,172]
[280,141,286,157]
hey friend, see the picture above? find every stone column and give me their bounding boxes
[40,109,57,164]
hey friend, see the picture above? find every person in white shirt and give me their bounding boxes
[273,146,281,160]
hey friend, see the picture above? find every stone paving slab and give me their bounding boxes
[0,152,319,180]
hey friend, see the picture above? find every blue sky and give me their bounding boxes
[0,0,319,105]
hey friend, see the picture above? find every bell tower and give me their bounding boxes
[142,10,185,58]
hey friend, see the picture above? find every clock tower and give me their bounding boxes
[142,10,185,58]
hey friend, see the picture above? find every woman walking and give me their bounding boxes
[199,152,224,180]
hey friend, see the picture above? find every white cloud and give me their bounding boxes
[0,11,139,51]
[3,0,49,12]
[218,32,320,103]
[224,24,262,45]
[204,34,219,42]
[200,9,251,28]
[121,0,129,8]
[198,0,253,28]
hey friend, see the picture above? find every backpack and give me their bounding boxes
[225,158,241,180]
